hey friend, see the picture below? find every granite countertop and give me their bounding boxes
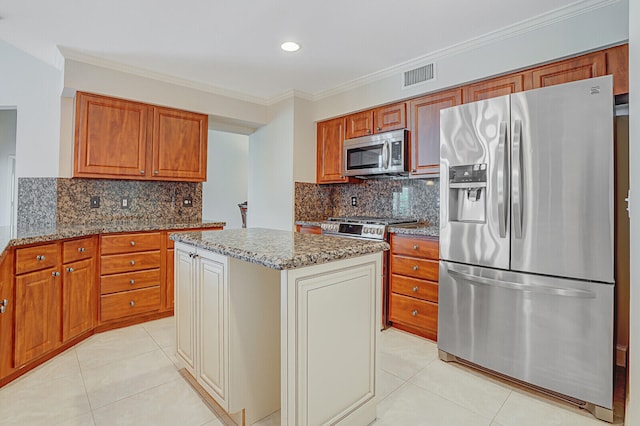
[388,222,439,237]
[171,228,389,270]
[0,220,226,257]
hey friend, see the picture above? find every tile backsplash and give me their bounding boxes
[295,178,439,225]
[18,178,202,230]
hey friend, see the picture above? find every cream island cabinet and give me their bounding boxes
[172,228,388,426]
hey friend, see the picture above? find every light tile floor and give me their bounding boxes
[0,318,624,425]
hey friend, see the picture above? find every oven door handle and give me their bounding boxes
[382,141,390,170]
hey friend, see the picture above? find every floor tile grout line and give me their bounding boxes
[489,389,512,425]
[72,347,98,425]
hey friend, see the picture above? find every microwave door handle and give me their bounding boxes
[382,141,390,170]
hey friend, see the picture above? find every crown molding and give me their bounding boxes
[57,45,272,106]
[57,0,619,106]
[312,0,619,101]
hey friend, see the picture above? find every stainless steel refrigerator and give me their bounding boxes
[438,76,615,420]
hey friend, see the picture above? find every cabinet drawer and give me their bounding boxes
[391,274,438,303]
[101,268,161,294]
[100,286,161,322]
[15,243,59,275]
[390,255,438,281]
[101,250,161,275]
[391,234,439,259]
[63,237,96,263]
[101,232,162,255]
[389,293,437,333]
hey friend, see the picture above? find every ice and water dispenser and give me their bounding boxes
[448,164,487,223]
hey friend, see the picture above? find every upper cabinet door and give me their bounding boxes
[317,117,349,184]
[605,44,629,95]
[408,89,462,176]
[345,110,374,139]
[75,92,149,179]
[528,51,606,90]
[463,73,528,103]
[373,103,406,133]
[152,108,208,182]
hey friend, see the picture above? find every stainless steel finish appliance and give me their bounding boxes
[321,216,418,327]
[343,130,409,177]
[438,76,615,419]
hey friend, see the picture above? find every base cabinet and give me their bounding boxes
[62,258,96,342]
[0,252,14,378]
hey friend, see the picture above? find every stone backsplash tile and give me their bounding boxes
[294,178,439,225]
[17,178,58,230]
[18,178,202,229]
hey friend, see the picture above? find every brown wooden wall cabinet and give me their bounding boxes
[75,92,208,182]
[316,44,628,183]
[389,234,439,340]
[345,103,407,139]
[408,89,462,176]
[317,117,350,184]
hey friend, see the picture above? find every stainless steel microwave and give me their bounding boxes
[343,129,409,177]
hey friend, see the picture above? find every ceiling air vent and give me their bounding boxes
[403,63,435,88]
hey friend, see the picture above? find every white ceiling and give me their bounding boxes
[0,0,587,102]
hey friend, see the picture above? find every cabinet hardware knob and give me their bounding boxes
[0,299,7,314]
[412,286,419,292]
[412,265,419,271]
[140,170,145,174]
[66,267,74,273]
[130,300,135,307]
[411,310,418,316]
[130,260,136,265]
[130,241,136,246]
[154,170,159,174]
[36,255,46,261]
[52,271,60,277]
[413,245,419,250]
[366,129,371,134]
[130,279,135,284]
[78,247,86,253]
[376,127,382,131]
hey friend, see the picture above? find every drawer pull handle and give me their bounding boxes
[130,260,136,265]
[52,271,60,277]
[66,267,74,273]
[411,310,418,316]
[130,241,136,246]
[412,286,419,292]
[130,300,135,307]
[36,255,46,261]
[413,245,419,250]
[412,265,419,271]
[78,247,86,253]
[130,279,135,285]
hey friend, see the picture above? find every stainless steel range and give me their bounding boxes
[321,216,418,328]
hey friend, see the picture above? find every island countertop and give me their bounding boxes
[171,227,389,270]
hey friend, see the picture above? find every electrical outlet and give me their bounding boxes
[121,197,130,209]
[351,196,357,207]
[90,196,100,208]
[183,196,193,208]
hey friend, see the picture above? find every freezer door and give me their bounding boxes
[438,261,614,409]
[440,95,510,269]
[510,76,614,283]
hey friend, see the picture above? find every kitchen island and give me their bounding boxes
[171,228,388,426]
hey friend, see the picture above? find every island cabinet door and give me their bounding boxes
[175,245,197,375]
[196,251,228,410]
[281,253,381,426]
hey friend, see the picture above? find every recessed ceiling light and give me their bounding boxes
[281,41,300,52]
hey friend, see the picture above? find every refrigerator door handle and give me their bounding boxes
[447,269,596,299]
[512,119,523,238]
[497,121,508,238]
